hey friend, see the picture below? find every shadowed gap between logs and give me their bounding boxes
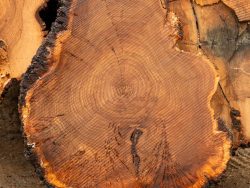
[38,0,59,33]
[0,0,61,187]
[0,79,45,187]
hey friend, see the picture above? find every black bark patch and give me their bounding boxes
[19,1,72,187]
[130,128,143,176]
[39,0,59,32]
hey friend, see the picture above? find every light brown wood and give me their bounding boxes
[0,0,44,91]
[195,0,220,6]
[194,2,239,129]
[169,0,199,52]
[222,0,250,22]
[169,0,250,147]
[229,45,250,140]
[21,0,230,187]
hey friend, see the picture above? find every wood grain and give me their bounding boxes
[0,0,44,91]
[169,0,199,52]
[195,0,220,6]
[21,0,230,187]
[222,0,250,22]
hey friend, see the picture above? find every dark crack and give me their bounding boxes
[38,0,59,34]
[130,128,143,176]
[190,0,201,49]
[19,1,72,187]
[218,82,231,106]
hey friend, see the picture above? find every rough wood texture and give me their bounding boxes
[0,79,44,188]
[222,0,250,22]
[230,45,250,140]
[169,0,250,147]
[0,0,44,91]
[21,0,230,187]
[168,0,199,52]
[195,0,220,6]
[209,147,250,187]
[168,3,250,187]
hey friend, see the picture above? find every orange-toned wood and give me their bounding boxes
[21,0,230,187]
[0,0,44,91]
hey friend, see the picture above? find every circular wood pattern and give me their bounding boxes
[22,0,230,187]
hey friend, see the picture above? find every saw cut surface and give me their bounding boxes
[0,0,44,90]
[195,0,220,6]
[22,0,230,187]
[222,0,250,22]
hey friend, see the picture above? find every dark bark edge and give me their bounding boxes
[19,0,72,187]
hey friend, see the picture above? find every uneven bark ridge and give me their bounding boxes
[0,0,44,91]
[22,0,230,187]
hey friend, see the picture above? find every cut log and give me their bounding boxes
[168,0,199,52]
[170,0,250,147]
[222,0,250,22]
[167,0,237,124]
[0,0,44,91]
[193,1,239,132]
[21,0,231,187]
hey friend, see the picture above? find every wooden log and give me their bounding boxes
[222,0,250,22]
[169,0,250,147]
[20,0,230,187]
[0,0,44,91]
[193,1,239,134]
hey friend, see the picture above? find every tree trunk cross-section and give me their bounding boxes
[21,0,231,187]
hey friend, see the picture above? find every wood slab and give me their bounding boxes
[21,0,230,187]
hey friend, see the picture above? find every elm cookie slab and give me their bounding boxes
[21,0,231,187]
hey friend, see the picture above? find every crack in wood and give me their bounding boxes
[130,128,143,176]
[190,0,201,49]
[0,40,8,62]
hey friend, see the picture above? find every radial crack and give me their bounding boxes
[130,128,143,176]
